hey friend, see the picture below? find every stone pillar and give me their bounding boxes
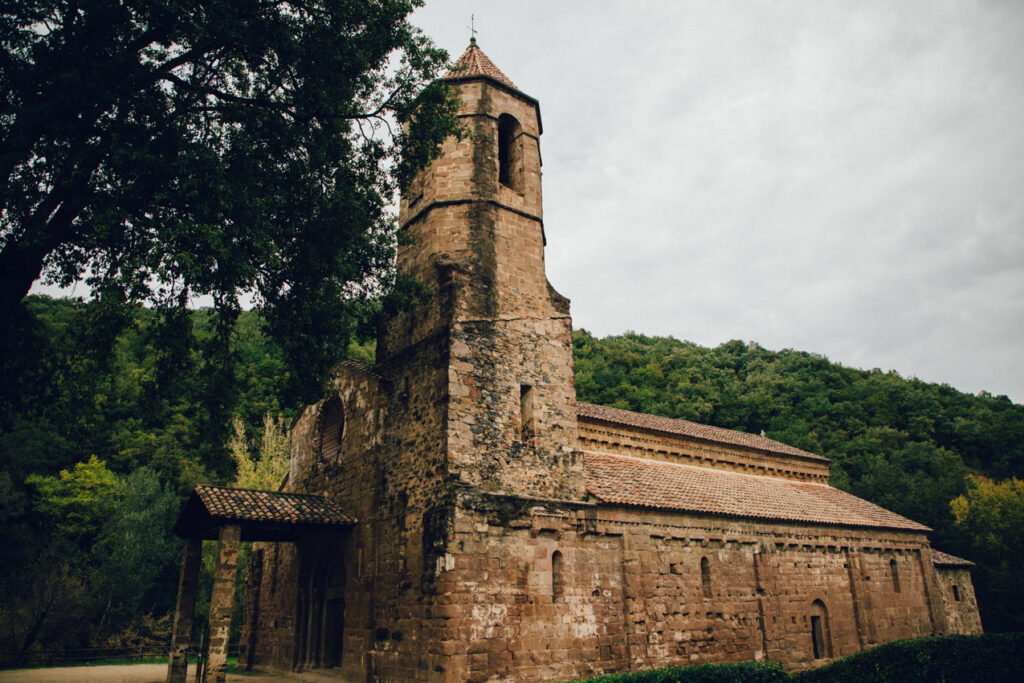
[240,548,264,670]
[167,537,203,683]
[752,551,769,660]
[917,547,950,636]
[845,551,869,649]
[203,524,241,683]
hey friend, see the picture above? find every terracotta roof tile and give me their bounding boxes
[931,549,975,567]
[578,403,829,463]
[193,485,356,526]
[446,39,518,90]
[337,358,385,382]
[584,451,929,532]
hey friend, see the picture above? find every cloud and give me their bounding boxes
[399,2,1023,401]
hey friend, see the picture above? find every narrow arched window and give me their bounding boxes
[810,599,832,659]
[519,384,535,440]
[700,557,712,599]
[552,550,564,601]
[497,114,522,190]
[318,396,345,461]
[952,585,960,602]
[890,558,901,593]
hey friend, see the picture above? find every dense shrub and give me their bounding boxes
[794,633,1024,683]
[564,661,788,683]
[565,634,1023,683]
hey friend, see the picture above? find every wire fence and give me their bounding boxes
[10,643,240,669]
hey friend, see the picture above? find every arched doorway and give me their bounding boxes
[809,599,832,660]
[295,539,347,670]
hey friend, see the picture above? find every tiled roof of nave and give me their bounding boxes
[585,451,929,532]
[578,402,829,463]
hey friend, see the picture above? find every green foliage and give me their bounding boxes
[793,633,1024,682]
[573,330,1023,481]
[563,661,788,683]
[0,296,382,661]
[1,459,181,665]
[94,468,181,631]
[565,635,1024,682]
[951,477,1024,632]
[229,413,291,491]
[26,456,121,540]
[1,0,461,418]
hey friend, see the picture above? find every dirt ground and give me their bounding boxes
[0,663,350,682]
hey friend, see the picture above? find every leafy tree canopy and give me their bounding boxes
[951,476,1024,632]
[229,412,291,490]
[1,0,460,404]
[26,455,120,540]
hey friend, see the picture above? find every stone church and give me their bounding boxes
[169,40,981,683]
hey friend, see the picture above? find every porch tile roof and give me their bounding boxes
[174,485,357,539]
[193,485,355,526]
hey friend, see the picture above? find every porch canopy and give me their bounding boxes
[174,484,357,542]
[168,485,355,683]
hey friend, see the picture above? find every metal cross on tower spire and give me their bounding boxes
[468,14,478,43]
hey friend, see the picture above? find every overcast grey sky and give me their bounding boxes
[412,0,1024,402]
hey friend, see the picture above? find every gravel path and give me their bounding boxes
[0,664,168,683]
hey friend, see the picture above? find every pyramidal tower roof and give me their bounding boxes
[446,38,518,90]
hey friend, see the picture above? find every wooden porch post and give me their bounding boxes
[166,536,203,683]
[203,524,241,683]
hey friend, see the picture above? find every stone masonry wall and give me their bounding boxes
[246,364,390,676]
[935,566,982,634]
[399,81,542,247]
[424,499,944,682]
[393,70,584,503]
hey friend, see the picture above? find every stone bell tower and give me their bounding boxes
[379,39,584,501]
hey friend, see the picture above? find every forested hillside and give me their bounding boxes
[1,298,1021,664]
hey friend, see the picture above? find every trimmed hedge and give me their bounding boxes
[794,633,1024,683]
[562,661,788,683]
[564,633,1023,683]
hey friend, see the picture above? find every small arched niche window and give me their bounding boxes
[318,396,345,461]
[890,558,901,593]
[552,550,564,602]
[519,384,535,441]
[700,557,712,599]
[497,113,523,191]
[952,585,960,602]
[810,599,832,660]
